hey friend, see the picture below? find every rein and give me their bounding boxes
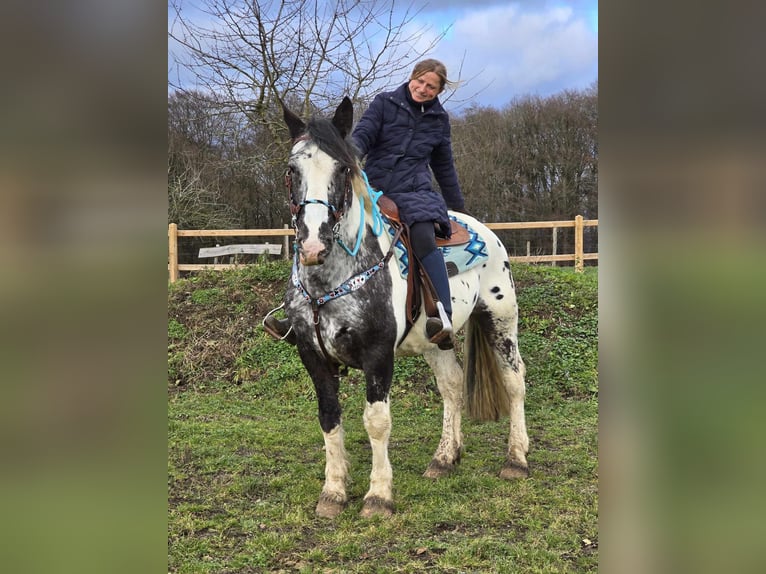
[287,134,396,368]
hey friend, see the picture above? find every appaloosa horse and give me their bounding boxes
[276,97,529,518]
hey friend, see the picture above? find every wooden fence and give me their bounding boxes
[168,216,598,283]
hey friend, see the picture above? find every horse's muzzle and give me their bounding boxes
[299,251,325,266]
[298,238,327,266]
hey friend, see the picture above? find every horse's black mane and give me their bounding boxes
[306,117,361,177]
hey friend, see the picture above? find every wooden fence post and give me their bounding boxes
[574,215,584,273]
[283,224,290,260]
[552,226,558,267]
[168,223,179,283]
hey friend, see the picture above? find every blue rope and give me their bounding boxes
[338,170,385,255]
[362,170,385,237]
[337,193,365,257]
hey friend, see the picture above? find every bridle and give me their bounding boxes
[285,135,353,232]
[285,136,361,257]
[285,135,399,373]
[286,166,353,221]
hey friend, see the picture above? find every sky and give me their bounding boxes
[405,0,597,108]
[169,0,598,110]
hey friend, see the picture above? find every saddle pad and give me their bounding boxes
[386,215,489,279]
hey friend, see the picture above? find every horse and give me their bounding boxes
[277,96,529,518]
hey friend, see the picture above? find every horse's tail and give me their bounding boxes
[464,313,510,422]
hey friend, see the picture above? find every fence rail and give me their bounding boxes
[168,216,598,283]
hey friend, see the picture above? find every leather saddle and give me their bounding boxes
[377,194,469,333]
[377,195,470,247]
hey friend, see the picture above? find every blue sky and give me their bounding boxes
[169,1,597,110]
[404,0,598,108]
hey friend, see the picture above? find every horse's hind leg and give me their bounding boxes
[497,334,530,479]
[422,348,464,478]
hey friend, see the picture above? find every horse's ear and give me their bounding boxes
[281,99,306,141]
[332,96,354,138]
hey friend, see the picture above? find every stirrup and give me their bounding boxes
[425,302,454,350]
[262,304,296,344]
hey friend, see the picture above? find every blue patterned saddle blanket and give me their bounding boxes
[386,215,489,278]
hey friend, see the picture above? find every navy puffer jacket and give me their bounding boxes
[352,83,465,237]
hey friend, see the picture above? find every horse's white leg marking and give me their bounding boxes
[423,348,464,477]
[362,400,393,505]
[320,424,349,504]
[504,352,529,469]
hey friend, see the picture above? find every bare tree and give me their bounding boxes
[450,86,598,257]
[168,0,450,233]
[168,0,445,126]
[168,164,240,231]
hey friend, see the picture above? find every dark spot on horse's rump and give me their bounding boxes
[495,294,504,300]
[503,261,510,271]
[490,286,500,293]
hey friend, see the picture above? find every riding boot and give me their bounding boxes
[263,315,297,345]
[419,249,454,350]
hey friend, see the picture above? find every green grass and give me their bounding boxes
[168,262,598,572]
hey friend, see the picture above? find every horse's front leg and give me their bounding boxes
[302,349,349,518]
[360,356,395,517]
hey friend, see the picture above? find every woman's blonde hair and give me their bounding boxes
[409,59,458,93]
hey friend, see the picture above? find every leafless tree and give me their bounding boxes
[168,0,451,233]
[168,164,240,231]
[451,83,598,256]
[168,0,445,126]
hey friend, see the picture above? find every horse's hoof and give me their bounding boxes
[423,459,455,479]
[315,494,346,518]
[360,496,394,518]
[499,460,529,479]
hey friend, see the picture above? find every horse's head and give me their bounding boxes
[282,97,359,266]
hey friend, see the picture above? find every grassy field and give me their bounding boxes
[168,261,598,573]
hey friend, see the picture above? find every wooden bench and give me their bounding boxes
[198,243,283,263]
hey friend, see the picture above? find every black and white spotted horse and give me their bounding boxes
[275,97,529,518]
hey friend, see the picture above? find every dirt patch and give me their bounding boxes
[168,271,286,387]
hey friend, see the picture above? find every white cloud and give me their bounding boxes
[433,3,598,107]
[168,1,598,108]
